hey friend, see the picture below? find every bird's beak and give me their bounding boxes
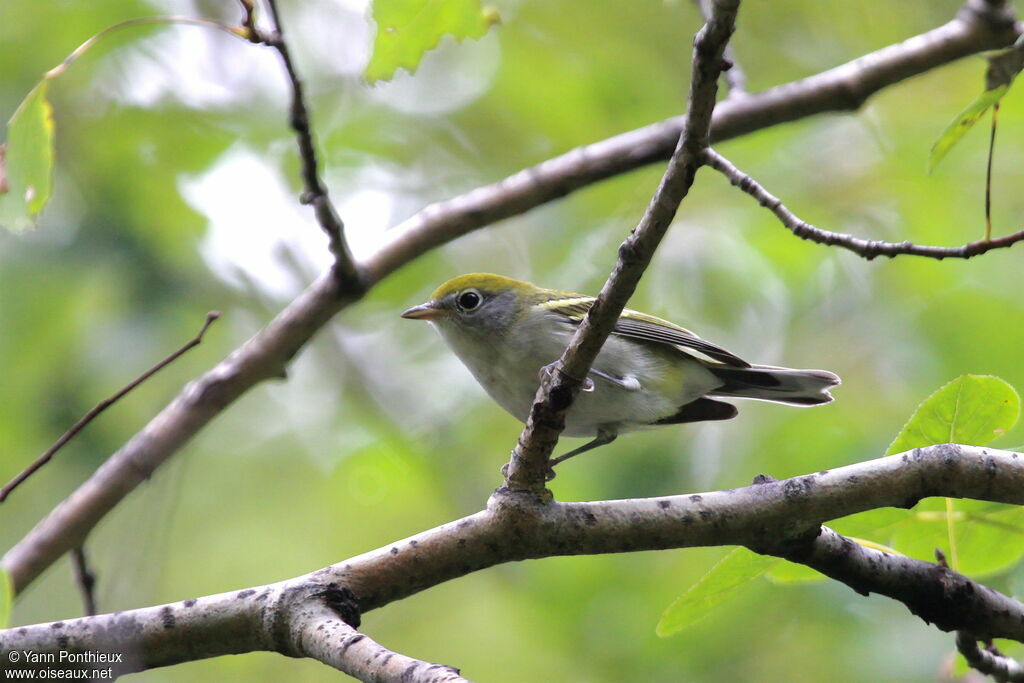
[401,302,446,321]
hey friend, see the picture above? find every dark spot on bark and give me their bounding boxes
[51,622,64,629]
[751,473,776,485]
[237,589,255,599]
[549,383,573,411]
[183,599,197,608]
[341,633,365,652]
[689,494,703,503]
[56,635,69,649]
[457,538,467,547]
[783,476,814,500]
[390,547,399,555]
[161,606,175,629]
[818,470,830,476]
[409,540,419,547]
[657,500,671,509]
[699,509,714,522]
[322,584,361,628]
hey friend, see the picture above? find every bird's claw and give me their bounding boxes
[537,362,594,392]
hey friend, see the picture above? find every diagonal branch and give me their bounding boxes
[0,311,219,502]
[503,0,739,491]
[254,0,362,287]
[3,0,1018,597]
[703,148,1024,259]
[3,445,1023,675]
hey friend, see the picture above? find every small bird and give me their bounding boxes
[402,273,839,468]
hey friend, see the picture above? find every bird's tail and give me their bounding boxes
[708,364,840,406]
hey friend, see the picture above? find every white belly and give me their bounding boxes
[435,318,722,437]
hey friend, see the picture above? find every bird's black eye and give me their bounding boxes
[457,289,482,311]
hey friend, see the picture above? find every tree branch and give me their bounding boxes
[0,311,220,503]
[957,632,1024,682]
[254,0,362,287]
[703,147,1024,259]
[362,0,1020,282]
[503,0,740,491]
[3,444,1022,675]
[694,0,747,96]
[3,0,1018,596]
[70,546,97,617]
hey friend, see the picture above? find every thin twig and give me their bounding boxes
[70,546,97,617]
[0,312,220,503]
[986,101,999,242]
[957,631,1024,682]
[251,0,362,288]
[503,0,740,491]
[694,0,747,95]
[703,147,1024,259]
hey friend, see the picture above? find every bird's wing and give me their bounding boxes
[539,294,751,368]
[613,314,751,367]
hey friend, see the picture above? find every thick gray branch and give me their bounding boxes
[4,445,1023,675]
[3,0,1019,595]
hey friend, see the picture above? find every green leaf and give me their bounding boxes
[928,85,1007,174]
[0,568,11,627]
[657,548,777,636]
[850,376,1024,573]
[886,375,1020,455]
[365,0,500,83]
[0,81,55,231]
[764,559,825,584]
[929,36,1024,174]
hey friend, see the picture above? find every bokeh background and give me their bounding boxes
[3,0,1024,680]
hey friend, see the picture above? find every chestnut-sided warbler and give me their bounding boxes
[402,273,839,466]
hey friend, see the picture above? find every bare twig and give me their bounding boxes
[503,0,740,491]
[4,445,1024,676]
[694,0,747,95]
[957,632,1024,682]
[3,0,1019,597]
[0,312,220,503]
[703,148,1024,259]
[70,546,97,617]
[251,0,362,288]
[986,102,999,242]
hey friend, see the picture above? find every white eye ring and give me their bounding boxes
[457,289,482,311]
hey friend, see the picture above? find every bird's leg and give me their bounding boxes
[546,428,617,480]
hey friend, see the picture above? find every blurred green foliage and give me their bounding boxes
[3,0,1024,681]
